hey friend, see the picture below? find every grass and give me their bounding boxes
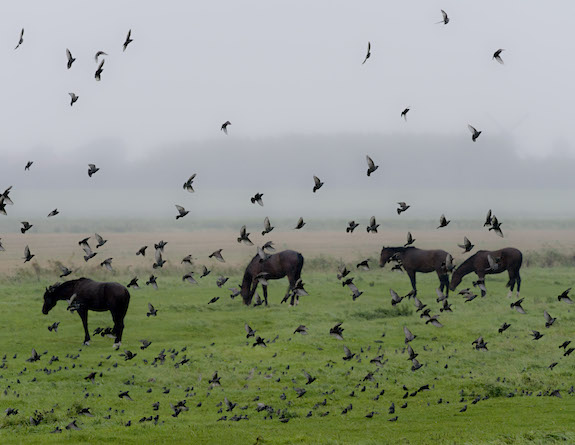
[0,266,574,444]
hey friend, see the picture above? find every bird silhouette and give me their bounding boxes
[68,93,79,106]
[437,10,449,25]
[366,155,378,176]
[362,42,371,64]
[251,193,264,206]
[123,30,133,51]
[221,121,231,134]
[468,124,482,142]
[14,29,24,49]
[493,49,505,64]
[313,176,324,193]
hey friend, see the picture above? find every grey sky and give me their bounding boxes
[0,1,574,221]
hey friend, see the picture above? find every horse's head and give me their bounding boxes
[449,270,462,291]
[379,247,395,267]
[42,283,61,314]
[240,273,253,306]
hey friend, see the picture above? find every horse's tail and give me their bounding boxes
[241,269,254,305]
[296,253,304,277]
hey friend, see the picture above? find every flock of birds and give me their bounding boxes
[1,9,574,434]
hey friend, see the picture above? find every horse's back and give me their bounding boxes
[76,279,130,310]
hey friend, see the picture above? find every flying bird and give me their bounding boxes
[294,325,308,335]
[68,93,79,106]
[175,205,189,219]
[362,42,371,64]
[95,233,107,248]
[47,209,59,218]
[468,124,482,142]
[330,322,344,340]
[94,51,107,62]
[436,10,449,25]
[498,322,511,334]
[251,193,264,206]
[95,59,104,81]
[127,277,140,289]
[313,176,324,193]
[437,214,450,229]
[59,265,72,278]
[397,202,410,215]
[262,217,274,235]
[294,217,306,230]
[123,30,133,51]
[200,265,211,278]
[21,221,33,234]
[489,216,504,237]
[342,345,355,360]
[544,310,556,328]
[14,28,24,50]
[88,164,99,177]
[237,225,254,244]
[458,236,474,253]
[66,48,76,69]
[146,275,158,290]
[558,288,573,304]
[401,108,410,121]
[183,174,196,192]
[404,326,416,344]
[510,298,526,314]
[405,232,415,247]
[25,161,33,171]
[346,221,359,233]
[147,303,158,317]
[366,155,378,176]
[221,121,231,134]
[367,216,379,233]
[137,246,148,256]
[209,249,225,262]
[100,258,113,272]
[484,209,493,227]
[182,272,197,285]
[493,49,505,64]
[153,249,166,268]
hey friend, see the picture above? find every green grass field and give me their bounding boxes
[0,266,574,444]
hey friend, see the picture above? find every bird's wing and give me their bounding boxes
[175,204,186,214]
[468,124,477,134]
[366,155,375,169]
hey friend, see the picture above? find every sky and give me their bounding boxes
[0,1,574,220]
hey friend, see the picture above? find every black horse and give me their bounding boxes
[450,247,522,297]
[380,246,452,297]
[42,278,130,348]
[241,250,304,306]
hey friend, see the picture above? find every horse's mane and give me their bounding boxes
[53,278,90,293]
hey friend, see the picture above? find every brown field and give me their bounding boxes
[1,227,574,277]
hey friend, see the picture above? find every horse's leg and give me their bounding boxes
[78,308,90,345]
[438,273,450,297]
[111,308,127,349]
[263,285,268,307]
[407,269,417,297]
[477,273,486,297]
[515,270,521,297]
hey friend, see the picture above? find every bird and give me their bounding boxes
[175,205,189,219]
[123,30,133,51]
[498,322,511,334]
[209,249,225,262]
[216,276,229,288]
[342,345,355,361]
[401,108,410,121]
[200,265,211,278]
[489,216,504,237]
[493,49,505,64]
[294,325,308,335]
[80,239,97,262]
[262,217,274,236]
[94,59,105,81]
[411,358,423,371]
[313,176,324,193]
[337,265,350,280]
[147,303,158,317]
[390,289,403,306]
[237,225,253,244]
[14,28,24,49]
[544,310,556,328]
[458,236,474,253]
[140,339,152,350]
[136,246,148,256]
[65,420,81,430]
[330,322,344,340]
[366,216,379,233]
[48,321,60,332]
[253,336,266,347]
[396,202,410,215]
[484,209,493,227]
[221,121,231,134]
[182,272,198,285]
[119,391,133,401]
[94,51,107,62]
[0,198,8,215]
[153,249,166,269]
[183,174,196,192]
[356,259,370,271]
[404,326,416,344]
[346,221,359,233]
[531,330,544,340]
[424,315,443,328]
[472,336,488,350]
[127,277,139,289]
[468,124,482,142]
[23,245,34,262]
[27,348,40,362]
[21,221,33,234]
[95,233,107,248]
[558,288,573,304]
[559,341,571,350]
[225,397,237,411]
[59,265,72,278]
[294,217,306,230]
[25,161,33,171]
[405,232,415,247]
[69,93,79,106]
[251,193,264,206]
[437,214,450,229]
[486,254,500,272]
[84,372,97,383]
[88,164,99,177]
[245,324,256,338]
[366,155,378,176]
[362,42,371,65]
[100,258,113,272]
[65,48,76,69]
[510,298,526,314]
[146,275,158,290]
[437,10,449,25]
[262,241,275,252]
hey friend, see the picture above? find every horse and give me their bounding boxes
[241,250,304,306]
[379,246,452,297]
[449,247,522,297]
[42,278,130,348]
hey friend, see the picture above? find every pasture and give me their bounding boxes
[0,228,574,444]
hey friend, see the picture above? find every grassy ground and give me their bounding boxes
[0,265,574,444]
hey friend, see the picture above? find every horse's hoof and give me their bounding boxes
[83,341,90,346]
[506,291,513,298]
[113,342,121,350]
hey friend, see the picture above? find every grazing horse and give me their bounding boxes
[42,278,130,348]
[379,246,452,297]
[449,247,522,297]
[241,250,304,306]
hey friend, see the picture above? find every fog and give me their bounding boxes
[0,1,574,224]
